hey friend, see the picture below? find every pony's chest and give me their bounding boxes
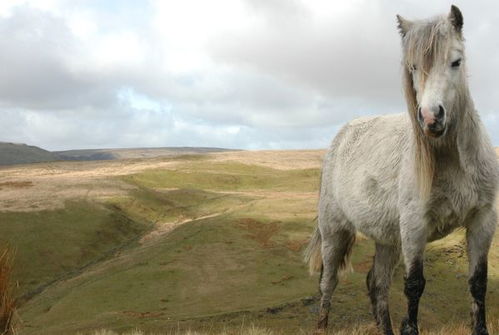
[426,181,480,240]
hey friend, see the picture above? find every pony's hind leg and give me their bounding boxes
[366,243,400,335]
[316,227,356,332]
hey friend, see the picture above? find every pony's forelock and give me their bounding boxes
[402,18,455,90]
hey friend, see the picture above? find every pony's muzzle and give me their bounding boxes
[418,105,446,138]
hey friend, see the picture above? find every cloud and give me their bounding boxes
[0,6,130,111]
[211,1,401,102]
[0,0,498,150]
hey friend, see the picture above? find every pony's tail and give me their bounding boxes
[304,225,322,275]
[304,224,356,276]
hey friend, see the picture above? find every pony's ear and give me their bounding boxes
[449,5,463,33]
[396,15,413,37]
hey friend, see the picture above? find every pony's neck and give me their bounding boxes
[432,91,482,173]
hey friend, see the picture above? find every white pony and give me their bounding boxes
[305,6,498,335]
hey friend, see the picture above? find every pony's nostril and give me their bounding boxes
[436,105,445,119]
[417,107,423,122]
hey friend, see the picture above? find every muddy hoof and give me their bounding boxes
[400,318,418,335]
[471,327,489,335]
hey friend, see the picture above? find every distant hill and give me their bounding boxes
[0,142,236,166]
[55,147,235,161]
[0,142,60,166]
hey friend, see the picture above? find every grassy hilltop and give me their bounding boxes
[0,150,497,334]
[0,142,60,166]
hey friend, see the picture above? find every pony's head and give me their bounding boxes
[397,5,467,139]
[396,5,470,197]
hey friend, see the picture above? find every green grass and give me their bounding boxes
[18,213,319,334]
[122,162,320,192]
[0,201,150,298]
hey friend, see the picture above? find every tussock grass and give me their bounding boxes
[332,320,499,335]
[335,320,499,335]
[0,247,16,335]
[86,319,499,335]
[87,325,275,335]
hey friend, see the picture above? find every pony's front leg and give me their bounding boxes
[399,214,427,335]
[466,208,496,335]
[367,243,400,335]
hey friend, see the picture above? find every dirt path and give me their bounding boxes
[139,212,223,245]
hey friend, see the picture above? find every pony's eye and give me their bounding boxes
[451,59,461,68]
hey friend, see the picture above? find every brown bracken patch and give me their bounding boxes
[121,310,165,318]
[353,259,373,274]
[271,275,294,285]
[237,218,280,248]
[285,239,308,252]
[0,181,33,189]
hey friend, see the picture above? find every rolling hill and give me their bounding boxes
[54,147,235,160]
[0,142,60,166]
[0,141,236,166]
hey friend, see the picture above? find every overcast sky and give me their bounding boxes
[0,0,498,150]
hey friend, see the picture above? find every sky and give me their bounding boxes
[0,0,498,151]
